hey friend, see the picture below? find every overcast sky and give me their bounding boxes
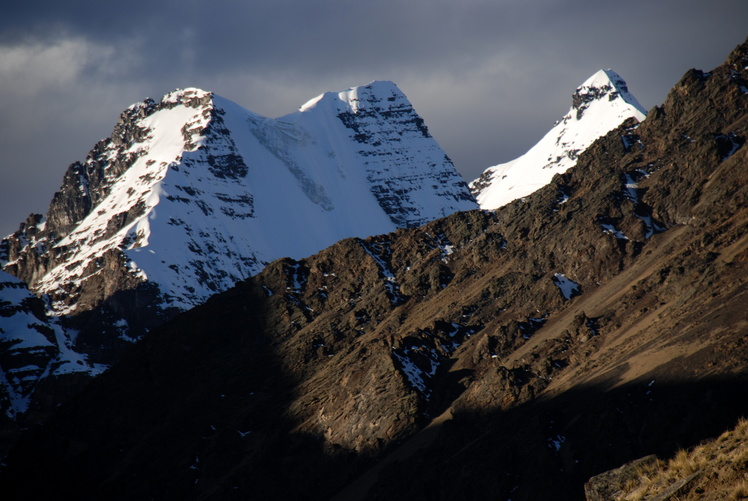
[1,1,746,237]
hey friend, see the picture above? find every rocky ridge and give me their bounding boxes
[1,38,746,500]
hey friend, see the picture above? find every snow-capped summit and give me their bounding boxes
[299,80,403,113]
[470,69,647,209]
[2,81,476,323]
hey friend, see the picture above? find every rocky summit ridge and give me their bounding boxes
[1,38,746,500]
[470,68,647,209]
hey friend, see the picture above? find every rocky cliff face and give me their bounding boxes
[471,69,647,209]
[1,38,746,500]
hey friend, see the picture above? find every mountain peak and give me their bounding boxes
[581,68,625,89]
[572,69,646,119]
[470,69,647,210]
[299,80,405,114]
[2,80,476,354]
[162,86,211,100]
[120,88,213,123]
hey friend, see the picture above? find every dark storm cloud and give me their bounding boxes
[1,0,747,236]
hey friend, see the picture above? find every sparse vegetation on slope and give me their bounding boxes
[587,417,748,500]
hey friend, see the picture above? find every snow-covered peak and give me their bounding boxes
[572,69,645,119]
[299,81,404,114]
[471,70,647,210]
[4,81,476,318]
[578,69,628,93]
